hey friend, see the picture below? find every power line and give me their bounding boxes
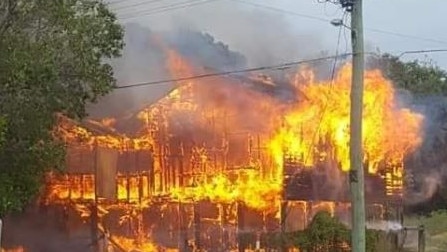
[114,49,447,90]
[112,0,168,11]
[106,0,126,4]
[232,0,447,46]
[119,0,220,20]
[231,0,330,22]
[109,49,447,93]
[107,0,140,5]
[114,53,353,89]
[397,49,447,58]
[367,28,447,45]
[119,0,203,16]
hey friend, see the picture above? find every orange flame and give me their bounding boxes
[51,50,423,212]
[269,65,423,174]
[112,236,159,252]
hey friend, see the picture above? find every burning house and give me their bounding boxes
[41,44,423,251]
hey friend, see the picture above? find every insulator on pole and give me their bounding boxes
[340,0,354,12]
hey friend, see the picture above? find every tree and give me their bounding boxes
[368,53,447,96]
[0,0,123,216]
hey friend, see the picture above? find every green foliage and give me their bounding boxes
[294,211,350,252]
[368,53,447,96]
[255,211,383,252]
[365,229,380,252]
[0,0,123,216]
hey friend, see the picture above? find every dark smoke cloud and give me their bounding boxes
[88,1,332,119]
[87,23,248,120]
[136,2,327,67]
[163,29,247,71]
[87,23,171,119]
[403,95,447,205]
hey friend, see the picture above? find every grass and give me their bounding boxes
[404,210,447,252]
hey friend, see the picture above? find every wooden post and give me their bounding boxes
[418,225,425,252]
[221,204,229,251]
[280,200,288,252]
[178,202,188,252]
[194,202,201,250]
[237,202,245,252]
[90,203,99,252]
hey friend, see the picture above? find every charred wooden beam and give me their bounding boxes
[178,202,188,252]
[237,202,245,252]
[193,202,201,250]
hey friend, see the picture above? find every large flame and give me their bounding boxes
[45,49,426,251]
[51,51,423,211]
[269,65,423,174]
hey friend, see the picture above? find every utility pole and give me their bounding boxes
[346,0,366,251]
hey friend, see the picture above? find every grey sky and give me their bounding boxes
[110,0,447,68]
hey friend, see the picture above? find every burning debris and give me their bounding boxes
[40,45,424,251]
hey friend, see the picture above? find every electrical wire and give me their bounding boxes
[118,0,221,20]
[232,0,447,46]
[107,0,137,5]
[111,47,447,96]
[366,28,447,45]
[113,0,447,46]
[396,49,447,58]
[112,0,168,11]
[114,49,447,90]
[114,53,354,89]
[230,0,329,22]
[118,0,205,16]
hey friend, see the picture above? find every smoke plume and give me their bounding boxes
[404,95,447,207]
[88,1,330,119]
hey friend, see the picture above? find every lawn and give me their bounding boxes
[403,210,447,252]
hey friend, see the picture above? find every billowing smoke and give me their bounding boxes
[87,23,172,119]
[87,23,249,120]
[88,1,332,119]
[404,95,447,207]
[123,2,328,67]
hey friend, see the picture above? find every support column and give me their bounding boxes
[220,204,229,251]
[280,200,288,252]
[237,202,245,252]
[418,225,425,252]
[193,202,201,250]
[178,202,188,252]
[90,203,99,252]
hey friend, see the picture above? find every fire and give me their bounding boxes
[1,247,25,252]
[49,51,424,213]
[112,236,160,252]
[171,170,281,211]
[44,47,426,251]
[44,173,95,202]
[269,65,423,174]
